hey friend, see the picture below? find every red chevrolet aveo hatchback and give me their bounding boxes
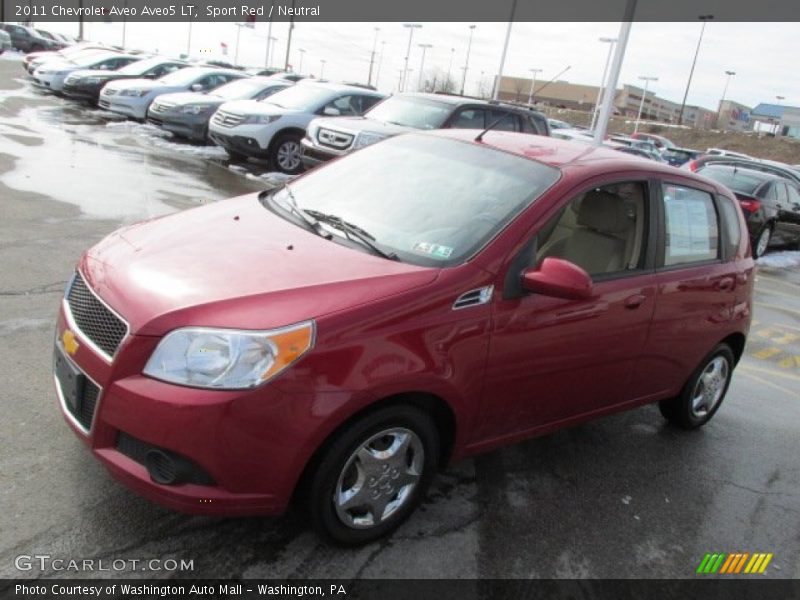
[55,131,753,544]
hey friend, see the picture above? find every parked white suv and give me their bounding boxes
[208,81,385,173]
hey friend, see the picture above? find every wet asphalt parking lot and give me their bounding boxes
[0,55,799,580]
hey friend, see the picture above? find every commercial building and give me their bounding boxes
[716,100,753,132]
[751,103,800,139]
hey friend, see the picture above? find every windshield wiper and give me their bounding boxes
[271,186,332,240]
[303,210,398,260]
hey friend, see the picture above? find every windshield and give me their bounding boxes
[158,68,208,85]
[213,78,276,100]
[699,167,766,195]
[365,96,452,130]
[265,135,560,266]
[264,85,334,110]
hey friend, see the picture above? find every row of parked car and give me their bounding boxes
[18,38,800,257]
[0,23,76,54]
[548,121,800,257]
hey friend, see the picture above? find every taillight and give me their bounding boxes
[736,196,762,212]
[686,159,700,171]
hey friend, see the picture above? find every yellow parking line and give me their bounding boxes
[777,356,800,369]
[753,347,782,359]
[739,363,800,385]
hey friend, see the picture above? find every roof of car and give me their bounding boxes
[396,93,546,116]
[699,164,785,182]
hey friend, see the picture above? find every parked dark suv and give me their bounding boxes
[686,155,800,186]
[0,23,61,53]
[697,165,800,257]
[301,93,550,170]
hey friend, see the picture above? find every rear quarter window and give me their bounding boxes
[716,195,743,260]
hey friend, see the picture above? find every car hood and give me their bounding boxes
[104,78,176,93]
[155,91,222,106]
[35,59,75,72]
[218,99,301,117]
[314,116,415,137]
[80,194,439,336]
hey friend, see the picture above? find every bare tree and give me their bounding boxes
[419,66,458,94]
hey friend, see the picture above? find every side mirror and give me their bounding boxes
[190,83,204,92]
[521,257,593,300]
[322,106,341,116]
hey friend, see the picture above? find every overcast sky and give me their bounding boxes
[35,21,797,111]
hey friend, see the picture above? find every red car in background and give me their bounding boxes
[54,131,753,544]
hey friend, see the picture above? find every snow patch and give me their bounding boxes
[757,251,800,269]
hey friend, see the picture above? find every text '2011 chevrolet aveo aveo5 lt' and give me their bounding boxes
[54,131,754,545]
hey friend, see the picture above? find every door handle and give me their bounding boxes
[624,294,646,309]
[715,278,735,291]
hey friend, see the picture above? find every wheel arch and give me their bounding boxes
[719,332,746,365]
[267,126,307,155]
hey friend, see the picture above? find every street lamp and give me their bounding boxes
[375,41,386,89]
[634,76,658,133]
[590,37,617,132]
[527,68,543,105]
[401,23,422,92]
[446,47,455,92]
[720,70,736,107]
[460,25,476,96]
[367,27,380,87]
[678,14,713,125]
[417,43,433,92]
[320,58,326,80]
[298,48,305,75]
[268,36,278,68]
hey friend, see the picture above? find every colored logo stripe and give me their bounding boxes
[699,552,773,574]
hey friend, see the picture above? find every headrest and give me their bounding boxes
[577,190,631,234]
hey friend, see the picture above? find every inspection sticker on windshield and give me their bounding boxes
[412,242,453,259]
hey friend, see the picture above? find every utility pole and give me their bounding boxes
[460,25,476,96]
[264,0,274,68]
[285,0,296,72]
[298,49,305,75]
[376,41,386,89]
[492,0,517,101]
[719,70,735,110]
[593,0,637,146]
[527,68,542,105]
[590,37,617,132]
[367,27,380,86]
[678,14,713,125]
[320,59,326,80]
[401,24,422,92]
[446,47,455,92]
[234,23,243,67]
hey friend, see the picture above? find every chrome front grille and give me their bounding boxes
[65,273,128,360]
[150,100,175,114]
[212,110,245,128]
[317,128,354,149]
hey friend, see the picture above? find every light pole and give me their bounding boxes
[634,76,658,133]
[460,24,476,96]
[718,69,735,122]
[298,48,305,75]
[527,68,542,105]
[268,36,278,68]
[775,95,785,136]
[375,41,386,89]
[367,27,380,87]
[264,0,274,68]
[446,47,455,92]
[401,24,422,92]
[320,59,326,80]
[589,37,617,132]
[492,0,518,101]
[233,23,244,67]
[678,14,713,125]
[417,43,432,92]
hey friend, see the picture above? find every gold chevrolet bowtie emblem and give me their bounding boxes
[62,329,80,356]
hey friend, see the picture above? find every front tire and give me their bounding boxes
[659,344,735,429]
[305,404,439,545]
[271,132,304,174]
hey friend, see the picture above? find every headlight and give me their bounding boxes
[353,131,387,149]
[120,89,149,97]
[143,321,315,389]
[180,104,211,115]
[243,114,281,125]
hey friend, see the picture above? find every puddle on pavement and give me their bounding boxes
[0,82,272,222]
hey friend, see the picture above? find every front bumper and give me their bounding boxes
[147,111,210,142]
[53,299,326,516]
[62,81,104,103]
[208,129,268,158]
[300,138,341,170]
[98,94,149,119]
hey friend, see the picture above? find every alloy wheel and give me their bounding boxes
[276,140,302,172]
[690,356,730,418]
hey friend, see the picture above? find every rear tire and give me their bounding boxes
[305,404,439,546]
[659,344,735,430]
[752,225,772,258]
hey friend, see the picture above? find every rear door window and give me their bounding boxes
[661,184,720,266]
[450,108,487,129]
[488,110,522,132]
